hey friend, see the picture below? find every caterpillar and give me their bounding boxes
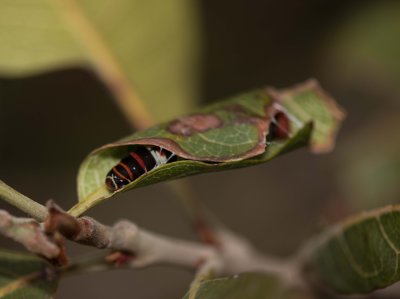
[267,111,290,141]
[105,111,289,192]
[105,146,177,192]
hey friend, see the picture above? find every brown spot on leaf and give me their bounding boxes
[101,104,273,162]
[96,92,292,162]
[168,113,222,136]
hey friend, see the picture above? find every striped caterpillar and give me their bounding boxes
[105,110,289,192]
[105,146,176,192]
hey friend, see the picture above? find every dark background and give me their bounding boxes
[1,1,399,298]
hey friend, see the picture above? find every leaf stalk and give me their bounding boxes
[0,180,47,221]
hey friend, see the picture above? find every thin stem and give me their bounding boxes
[62,253,115,277]
[0,180,47,221]
[0,210,60,259]
[167,179,231,245]
[68,185,110,217]
[167,180,204,222]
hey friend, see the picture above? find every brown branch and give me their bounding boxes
[47,203,300,284]
[0,210,59,259]
[1,202,305,296]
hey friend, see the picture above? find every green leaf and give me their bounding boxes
[0,0,200,120]
[268,80,345,153]
[70,80,344,216]
[308,205,400,294]
[182,273,311,299]
[0,249,59,298]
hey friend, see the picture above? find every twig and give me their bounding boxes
[166,179,222,245]
[67,185,109,218]
[0,180,48,221]
[110,220,218,269]
[48,204,300,284]
[1,203,303,295]
[49,203,218,270]
[0,210,59,259]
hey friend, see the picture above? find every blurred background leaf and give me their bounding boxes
[0,249,59,298]
[0,0,200,121]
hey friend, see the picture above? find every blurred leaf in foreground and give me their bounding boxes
[70,80,345,216]
[0,0,200,121]
[308,205,400,294]
[183,273,311,299]
[0,249,59,298]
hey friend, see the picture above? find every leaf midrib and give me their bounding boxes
[52,0,154,129]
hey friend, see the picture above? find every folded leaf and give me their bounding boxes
[71,80,344,216]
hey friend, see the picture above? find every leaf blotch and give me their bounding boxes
[168,114,223,136]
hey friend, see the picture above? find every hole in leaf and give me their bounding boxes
[266,111,291,142]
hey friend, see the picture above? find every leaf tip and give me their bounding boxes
[267,79,346,154]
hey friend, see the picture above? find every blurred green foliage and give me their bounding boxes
[0,0,200,121]
[0,249,58,298]
[327,1,400,93]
